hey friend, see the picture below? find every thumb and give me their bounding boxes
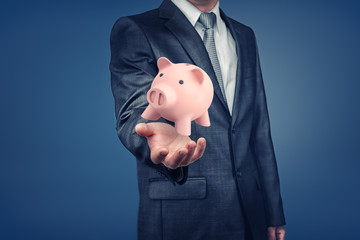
[135,123,154,137]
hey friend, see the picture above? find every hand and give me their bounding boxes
[267,226,286,240]
[135,122,206,169]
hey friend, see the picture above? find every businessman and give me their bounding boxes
[110,0,286,239]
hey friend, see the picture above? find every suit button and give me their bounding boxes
[236,170,242,178]
[231,129,235,134]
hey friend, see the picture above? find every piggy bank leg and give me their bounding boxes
[195,111,210,127]
[141,106,161,120]
[175,117,191,136]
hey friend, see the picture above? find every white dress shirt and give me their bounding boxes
[171,0,238,115]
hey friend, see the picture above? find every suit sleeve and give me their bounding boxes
[251,34,286,226]
[109,17,188,185]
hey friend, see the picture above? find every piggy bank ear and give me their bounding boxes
[157,57,172,70]
[190,68,204,84]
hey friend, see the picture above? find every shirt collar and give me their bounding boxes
[171,0,222,27]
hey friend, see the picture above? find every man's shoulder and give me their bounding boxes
[128,8,159,23]
[226,16,256,38]
[112,7,163,33]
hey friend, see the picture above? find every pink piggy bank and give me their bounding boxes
[141,57,214,136]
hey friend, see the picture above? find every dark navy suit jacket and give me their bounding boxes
[110,1,286,239]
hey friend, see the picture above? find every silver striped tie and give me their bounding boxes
[198,12,227,102]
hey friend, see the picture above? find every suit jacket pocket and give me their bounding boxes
[149,177,207,200]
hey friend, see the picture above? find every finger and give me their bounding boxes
[267,227,276,240]
[135,123,154,137]
[163,148,188,169]
[276,227,286,240]
[276,232,285,240]
[276,233,284,240]
[190,137,206,163]
[150,147,169,164]
[179,141,196,167]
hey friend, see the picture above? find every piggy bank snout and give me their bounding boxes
[147,88,167,107]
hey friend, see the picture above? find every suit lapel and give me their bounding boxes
[159,0,230,113]
[220,9,246,126]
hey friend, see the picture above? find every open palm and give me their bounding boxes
[135,122,206,169]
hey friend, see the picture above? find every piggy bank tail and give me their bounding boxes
[141,106,161,121]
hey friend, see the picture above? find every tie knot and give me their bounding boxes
[198,12,216,29]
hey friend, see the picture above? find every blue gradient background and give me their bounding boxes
[1,1,359,239]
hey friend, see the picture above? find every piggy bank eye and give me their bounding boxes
[159,73,164,77]
[179,80,184,85]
